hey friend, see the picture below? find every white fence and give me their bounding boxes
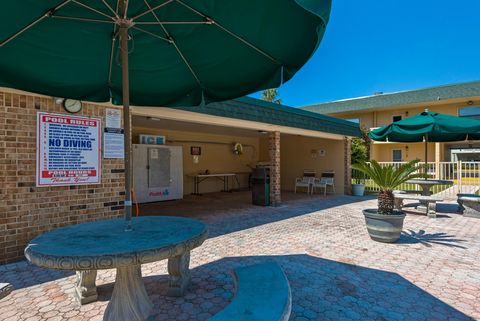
[352,161,480,200]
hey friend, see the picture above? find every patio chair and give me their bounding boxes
[294,170,316,194]
[311,171,335,196]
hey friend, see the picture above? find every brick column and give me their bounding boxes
[344,137,352,195]
[269,131,281,206]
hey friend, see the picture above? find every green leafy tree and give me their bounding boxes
[351,137,368,165]
[261,88,281,104]
[352,160,424,214]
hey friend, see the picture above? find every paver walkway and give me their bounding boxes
[1,193,479,321]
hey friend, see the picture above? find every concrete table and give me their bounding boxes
[406,179,453,196]
[25,216,208,321]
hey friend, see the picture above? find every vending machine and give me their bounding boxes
[133,144,183,203]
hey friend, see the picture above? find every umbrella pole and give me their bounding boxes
[120,23,133,231]
[424,133,428,180]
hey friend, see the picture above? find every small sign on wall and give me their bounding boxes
[190,146,201,155]
[139,134,165,145]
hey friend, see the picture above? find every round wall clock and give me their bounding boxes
[63,99,82,113]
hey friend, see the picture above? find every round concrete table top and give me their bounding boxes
[25,216,208,271]
[406,179,453,185]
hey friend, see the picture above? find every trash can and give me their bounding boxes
[252,167,270,206]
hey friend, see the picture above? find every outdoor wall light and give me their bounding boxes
[467,100,474,105]
[147,116,161,121]
[257,130,268,134]
[53,97,65,105]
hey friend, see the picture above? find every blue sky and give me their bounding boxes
[250,0,480,107]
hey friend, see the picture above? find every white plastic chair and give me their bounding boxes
[294,170,315,194]
[312,171,335,196]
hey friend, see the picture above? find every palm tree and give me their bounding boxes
[352,160,424,214]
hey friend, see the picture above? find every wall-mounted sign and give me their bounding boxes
[36,112,101,186]
[139,134,165,145]
[190,146,201,155]
[105,108,121,129]
[104,128,124,159]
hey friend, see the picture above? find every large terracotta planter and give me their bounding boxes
[362,209,405,243]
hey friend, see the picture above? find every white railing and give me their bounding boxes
[352,161,480,200]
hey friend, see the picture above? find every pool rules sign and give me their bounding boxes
[36,112,101,186]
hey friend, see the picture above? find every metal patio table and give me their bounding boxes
[406,179,453,196]
[25,216,208,321]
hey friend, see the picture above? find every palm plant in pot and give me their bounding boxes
[352,160,424,243]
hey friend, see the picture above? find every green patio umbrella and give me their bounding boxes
[369,109,480,177]
[0,0,331,229]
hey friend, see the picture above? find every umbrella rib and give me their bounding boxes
[70,0,115,21]
[0,0,73,47]
[132,0,175,21]
[101,0,120,19]
[135,21,210,25]
[131,26,172,43]
[142,0,202,86]
[51,15,115,24]
[175,0,279,64]
[170,41,201,85]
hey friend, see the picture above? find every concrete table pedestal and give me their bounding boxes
[104,265,153,321]
[75,270,98,305]
[25,217,208,321]
[167,252,191,297]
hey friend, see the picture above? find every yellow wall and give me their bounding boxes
[281,135,345,194]
[371,143,436,162]
[331,99,479,162]
[133,126,259,194]
[333,100,478,129]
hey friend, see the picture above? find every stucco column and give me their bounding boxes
[435,142,441,179]
[344,137,352,195]
[269,131,281,206]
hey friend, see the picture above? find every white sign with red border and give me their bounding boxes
[36,112,101,186]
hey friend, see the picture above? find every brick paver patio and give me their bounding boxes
[1,192,479,321]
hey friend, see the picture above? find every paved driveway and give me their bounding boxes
[1,193,479,321]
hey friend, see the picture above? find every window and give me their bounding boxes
[392,149,403,162]
[459,106,480,120]
[392,115,402,122]
[346,118,360,124]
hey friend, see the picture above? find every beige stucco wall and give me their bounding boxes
[133,126,260,195]
[280,135,345,194]
[371,143,436,162]
[331,99,479,162]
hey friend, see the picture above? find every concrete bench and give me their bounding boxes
[208,262,291,321]
[0,283,13,300]
[457,194,480,218]
[394,194,443,218]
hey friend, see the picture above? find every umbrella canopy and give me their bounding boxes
[369,110,480,142]
[0,0,330,106]
[369,110,480,178]
[0,0,331,229]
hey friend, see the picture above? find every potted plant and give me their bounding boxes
[351,172,366,196]
[352,159,424,243]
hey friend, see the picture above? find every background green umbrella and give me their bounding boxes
[0,0,331,229]
[369,109,480,177]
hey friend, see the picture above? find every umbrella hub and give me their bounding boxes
[115,18,134,28]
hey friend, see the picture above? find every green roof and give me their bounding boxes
[301,81,480,115]
[170,96,360,137]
